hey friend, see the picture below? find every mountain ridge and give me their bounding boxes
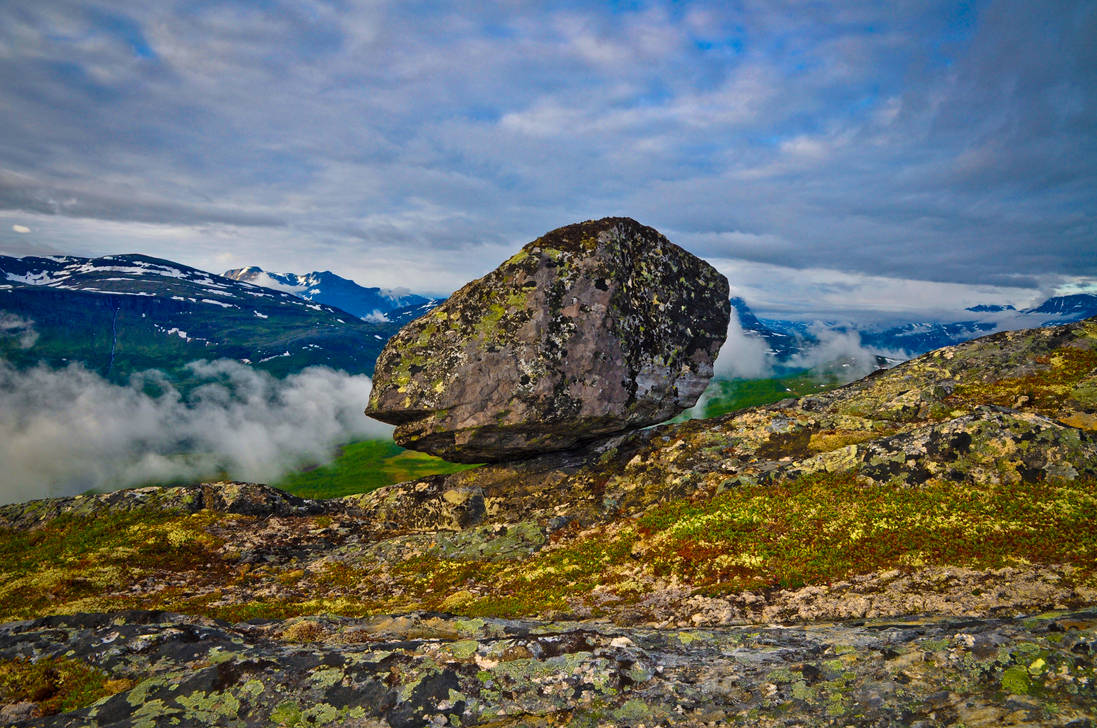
[223,265,430,322]
[0,253,394,386]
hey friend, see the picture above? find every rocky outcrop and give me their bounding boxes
[366,217,730,462]
[0,481,326,531]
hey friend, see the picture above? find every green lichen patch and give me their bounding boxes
[0,656,133,716]
[0,507,230,620]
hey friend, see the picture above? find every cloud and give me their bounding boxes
[709,258,1047,321]
[783,326,894,381]
[707,312,903,382]
[0,313,37,348]
[11,225,29,234]
[0,0,1090,297]
[689,315,901,418]
[0,359,392,505]
[710,315,771,380]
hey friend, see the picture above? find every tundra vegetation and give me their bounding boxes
[0,320,1095,725]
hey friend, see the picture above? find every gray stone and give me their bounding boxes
[365,217,730,462]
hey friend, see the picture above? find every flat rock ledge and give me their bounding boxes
[2,608,1096,727]
[366,217,730,462]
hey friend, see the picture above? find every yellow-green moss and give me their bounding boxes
[0,508,230,620]
[0,656,133,716]
[950,347,1097,417]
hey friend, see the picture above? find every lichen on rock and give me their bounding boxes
[366,217,730,462]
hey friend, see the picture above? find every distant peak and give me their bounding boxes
[224,266,265,278]
[965,304,1016,313]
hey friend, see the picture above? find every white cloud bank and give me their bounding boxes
[709,318,893,383]
[0,359,392,505]
[711,314,771,380]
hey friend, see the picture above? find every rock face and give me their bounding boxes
[366,217,730,462]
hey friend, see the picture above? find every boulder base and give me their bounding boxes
[366,217,730,462]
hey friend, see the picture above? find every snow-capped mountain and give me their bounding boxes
[965,304,1016,313]
[223,266,429,322]
[856,320,999,354]
[1022,294,1097,322]
[386,299,445,327]
[760,293,1097,360]
[0,254,395,387]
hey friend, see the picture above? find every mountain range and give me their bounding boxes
[0,254,395,389]
[755,294,1097,359]
[4,251,1097,388]
[215,262,1097,363]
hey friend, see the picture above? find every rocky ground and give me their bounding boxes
[1,318,1096,725]
[2,608,1096,727]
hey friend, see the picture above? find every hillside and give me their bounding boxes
[1,318,1095,725]
[1025,293,1097,322]
[0,254,394,386]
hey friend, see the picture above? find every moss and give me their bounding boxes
[0,656,133,716]
[0,507,229,620]
[628,472,1097,593]
[809,429,886,454]
[270,700,304,726]
[281,620,327,642]
[447,640,480,659]
[117,469,1097,625]
[950,346,1097,418]
[613,698,654,721]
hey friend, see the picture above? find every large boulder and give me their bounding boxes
[366,217,730,462]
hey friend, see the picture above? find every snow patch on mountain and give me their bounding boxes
[223,266,430,320]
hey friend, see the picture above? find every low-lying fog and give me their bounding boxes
[0,360,391,505]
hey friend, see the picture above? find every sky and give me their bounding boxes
[0,0,1094,319]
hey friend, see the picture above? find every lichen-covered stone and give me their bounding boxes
[366,217,730,462]
[4,609,1097,727]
